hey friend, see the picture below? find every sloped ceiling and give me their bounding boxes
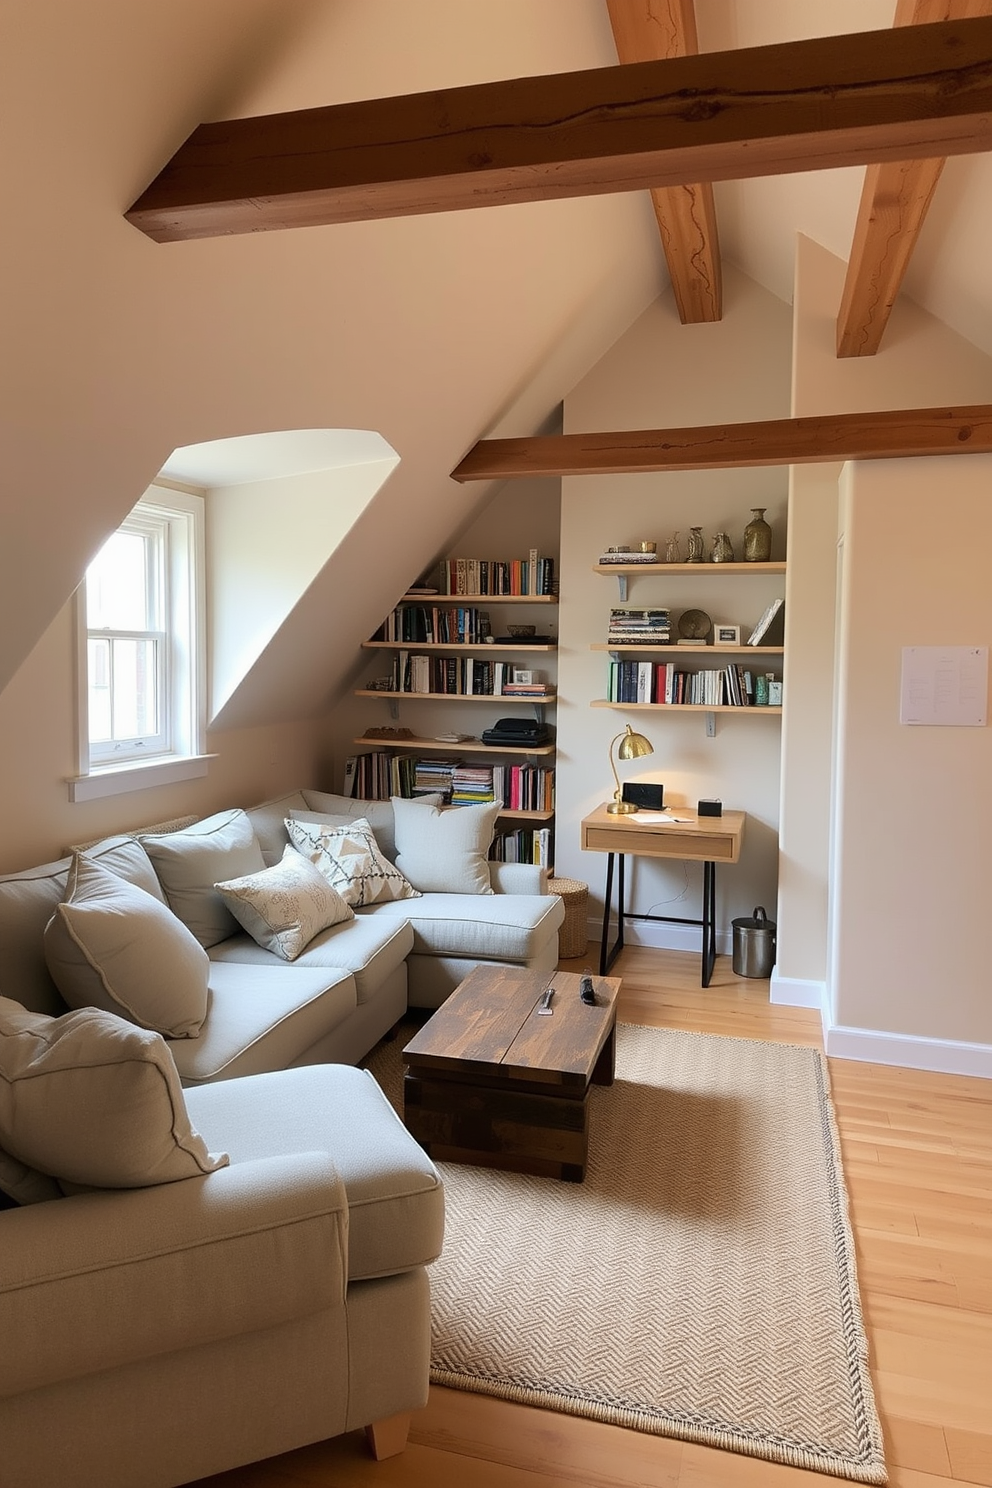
[3,0,992,727]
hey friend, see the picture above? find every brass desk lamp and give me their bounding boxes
[606,724,654,814]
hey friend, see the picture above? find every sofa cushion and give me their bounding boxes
[208,911,414,1007]
[298,790,443,864]
[185,1064,444,1281]
[215,846,354,963]
[362,891,565,962]
[392,796,500,894]
[139,809,266,948]
[84,835,169,903]
[0,1145,63,1205]
[0,857,72,1016]
[244,790,310,866]
[169,962,358,1086]
[44,854,209,1038]
[0,997,228,1188]
[285,817,419,908]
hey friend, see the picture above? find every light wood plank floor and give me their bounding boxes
[195,946,992,1488]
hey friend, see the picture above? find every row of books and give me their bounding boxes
[490,826,553,867]
[608,606,671,644]
[436,553,555,597]
[386,653,554,697]
[342,752,555,811]
[373,604,492,645]
[606,660,780,707]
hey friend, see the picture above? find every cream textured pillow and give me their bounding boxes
[215,845,354,961]
[44,854,209,1038]
[285,817,420,907]
[391,796,501,894]
[138,809,266,948]
[0,998,227,1189]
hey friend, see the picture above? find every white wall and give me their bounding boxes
[554,267,793,949]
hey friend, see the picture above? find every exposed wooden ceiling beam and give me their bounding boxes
[127,17,992,242]
[837,0,992,359]
[605,0,721,323]
[450,406,992,480]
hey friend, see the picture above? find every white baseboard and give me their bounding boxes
[823,1024,992,1079]
[769,972,825,1010]
[585,916,732,957]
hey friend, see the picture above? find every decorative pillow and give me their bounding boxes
[0,997,227,1189]
[44,854,209,1038]
[297,791,443,864]
[139,809,266,948]
[285,817,420,908]
[0,1144,63,1205]
[391,796,501,894]
[215,845,354,962]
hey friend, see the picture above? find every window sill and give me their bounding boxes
[66,755,217,803]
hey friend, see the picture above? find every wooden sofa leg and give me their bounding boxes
[365,1411,412,1460]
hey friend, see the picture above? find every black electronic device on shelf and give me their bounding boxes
[481,717,551,747]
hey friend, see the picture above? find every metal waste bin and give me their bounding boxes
[731,905,777,978]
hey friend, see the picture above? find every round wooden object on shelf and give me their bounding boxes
[547,877,589,959]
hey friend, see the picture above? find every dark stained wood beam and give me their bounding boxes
[837,0,992,358]
[605,0,722,323]
[127,17,992,242]
[450,406,992,480]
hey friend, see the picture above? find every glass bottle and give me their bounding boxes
[686,526,705,563]
[665,531,683,564]
[743,507,772,563]
[711,532,734,563]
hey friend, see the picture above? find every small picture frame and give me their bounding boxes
[513,668,534,685]
[715,624,742,645]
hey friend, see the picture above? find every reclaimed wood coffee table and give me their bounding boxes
[402,964,621,1182]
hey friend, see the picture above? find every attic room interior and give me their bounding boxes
[1,4,991,1488]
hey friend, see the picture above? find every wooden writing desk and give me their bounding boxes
[580,804,745,987]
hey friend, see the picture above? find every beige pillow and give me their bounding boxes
[215,845,354,962]
[44,854,209,1039]
[0,1144,63,1205]
[297,791,443,863]
[0,997,227,1189]
[391,796,501,894]
[285,817,420,908]
[139,809,266,948]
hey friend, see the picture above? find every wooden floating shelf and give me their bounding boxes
[591,643,783,655]
[495,808,554,822]
[355,689,555,703]
[590,700,782,715]
[593,561,785,576]
[363,640,556,653]
[353,735,555,757]
[402,592,557,603]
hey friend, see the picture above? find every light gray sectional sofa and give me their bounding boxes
[0,787,563,1487]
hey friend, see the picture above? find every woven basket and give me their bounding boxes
[547,876,589,959]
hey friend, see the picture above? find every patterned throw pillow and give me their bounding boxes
[284,817,421,908]
[215,845,354,961]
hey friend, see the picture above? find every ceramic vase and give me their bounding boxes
[686,526,705,563]
[665,532,683,563]
[711,532,734,563]
[743,507,772,562]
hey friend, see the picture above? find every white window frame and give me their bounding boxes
[69,485,210,802]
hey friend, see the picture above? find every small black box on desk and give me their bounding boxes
[622,782,664,809]
[697,799,722,817]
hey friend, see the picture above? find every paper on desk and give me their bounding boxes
[633,811,694,824]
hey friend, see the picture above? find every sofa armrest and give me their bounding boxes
[490,862,548,896]
[0,1152,347,1398]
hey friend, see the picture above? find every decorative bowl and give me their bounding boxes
[507,624,537,638]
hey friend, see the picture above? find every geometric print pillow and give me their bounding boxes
[284,817,421,907]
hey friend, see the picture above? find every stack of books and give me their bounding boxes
[607,607,671,645]
[451,764,496,806]
[597,550,659,565]
[412,759,458,800]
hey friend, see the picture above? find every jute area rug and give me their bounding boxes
[366,1021,886,1484]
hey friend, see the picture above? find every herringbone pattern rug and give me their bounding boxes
[366,1022,886,1484]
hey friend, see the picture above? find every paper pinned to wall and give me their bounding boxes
[899,646,988,726]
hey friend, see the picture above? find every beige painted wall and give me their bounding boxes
[831,456,992,1046]
[554,267,793,949]
[780,235,992,1010]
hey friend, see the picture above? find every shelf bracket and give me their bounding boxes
[533,703,546,725]
[705,711,716,738]
[616,575,628,603]
[388,699,399,721]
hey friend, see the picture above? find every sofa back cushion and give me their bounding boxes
[300,790,442,865]
[139,809,266,948]
[244,790,310,866]
[44,854,209,1038]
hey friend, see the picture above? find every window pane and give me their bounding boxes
[109,637,158,740]
[87,637,112,742]
[86,531,149,630]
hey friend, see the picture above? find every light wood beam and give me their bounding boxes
[450,404,992,479]
[605,0,722,323]
[837,0,992,359]
[126,17,992,242]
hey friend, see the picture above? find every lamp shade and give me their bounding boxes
[607,725,654,814]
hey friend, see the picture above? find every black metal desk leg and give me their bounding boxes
[598,852,627,974]
[701,860,717,987]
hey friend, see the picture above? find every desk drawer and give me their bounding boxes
[582,823,738,862]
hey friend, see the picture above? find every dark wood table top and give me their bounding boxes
[403,964,621,1092]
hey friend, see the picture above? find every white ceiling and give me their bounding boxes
[160,429,398,488]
